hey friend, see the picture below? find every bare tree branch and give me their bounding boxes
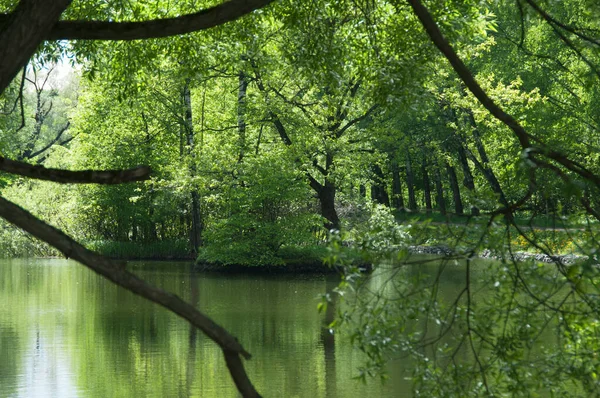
[26,121,72,160]
[335,104,379,138]
[0,195,261,397]
[0,63,27,119]
[0,156,151,184]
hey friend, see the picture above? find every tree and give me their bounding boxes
[326,0,600,395]
[0,1,275,396]
[4,0,600,396]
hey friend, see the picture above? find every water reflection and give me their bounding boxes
[0,259,405,397]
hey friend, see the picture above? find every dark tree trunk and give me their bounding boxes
[183,79,203,254]
[421,152,432,213]
[406,153,417,211]
[147,202,158,241]
[237,70,248,163]
[359,184,366,198]
[434,166,447,215]
[316,180,340,231]
[446,163,463,215]
[131,220,138,242]
[371,164,390,206]
[456,142,479,215]
[391,160,405,210]
[466,111,509,207]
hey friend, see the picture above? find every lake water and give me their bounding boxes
[0,259,413,397]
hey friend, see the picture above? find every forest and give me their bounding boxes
[1,0,600,396]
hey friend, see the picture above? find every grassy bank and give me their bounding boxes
[196,244,366,273]
[85,239,191,260]
[405,215,595,256]
[394,209,586,230]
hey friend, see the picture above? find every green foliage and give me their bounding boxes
[354,204,412,257]
[0,219,59,257]
[2,0,600,395]
[198,155,323,267]
[86,239,189,259]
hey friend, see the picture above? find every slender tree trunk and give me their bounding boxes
[446,163,463,215]
[183,79,203,255]
[359,184,366,198]
[391,160,405,210]
[435,166,447,215]
[147,203,158,241]
[466,111,509,207]
[237,70,248,163]
[255,124,263,155]
[420,151,432,213]
[456,142,479,216]
[406,153,417,211]
[131,220,138,242]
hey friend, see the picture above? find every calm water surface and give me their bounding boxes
[0,259,411,397]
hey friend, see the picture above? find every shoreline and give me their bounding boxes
[37,245,586,272]
[409,245,585,264]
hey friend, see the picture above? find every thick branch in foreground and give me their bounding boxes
[0,0,72,93]
[43,0,274,41]
[522,0,600,47]
[0,157,151,184]
[0,196,261,397]
[405,0,532,149]
[407,0,600,191]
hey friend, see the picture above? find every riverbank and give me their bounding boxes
[194,260,343,274]
[106,241,585,272]
[409,245,585,264]
[194,244,369,274]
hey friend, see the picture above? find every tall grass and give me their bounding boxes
[85,239,191,259]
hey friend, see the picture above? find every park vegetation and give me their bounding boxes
[1,0,600,396]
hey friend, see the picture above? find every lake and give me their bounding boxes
[0,258,413,397]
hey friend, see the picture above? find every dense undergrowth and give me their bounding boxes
[0,203,593,265]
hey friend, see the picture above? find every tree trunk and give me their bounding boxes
[317,180,340,231]
[434,166,447,215]
[466,111,508,207]
[406,153,417,211]
[391,160,405,210]
[456,142,479,215]
[359,184,366,198]
[147,202,158,241]
[371,164,390,206]
[421,153,432,213]
[446,163,463,215]
[237,70,248,163]
[183,79,203,255]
